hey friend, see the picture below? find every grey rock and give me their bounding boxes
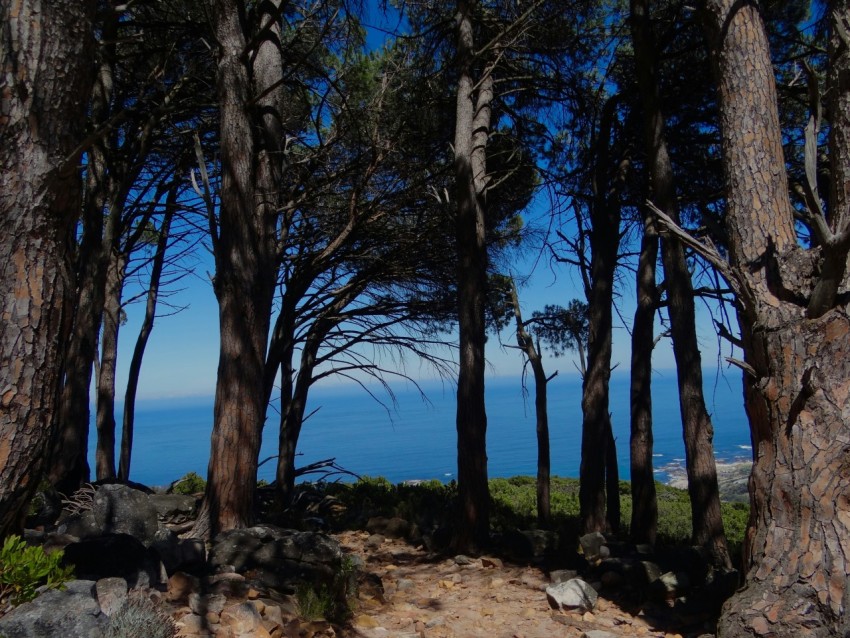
[579,532,607,563]
[209,525,342,592]
[365,533,385,550]
[152,530,206,575]
[188,592,228,615]
[582,631,621,638]
[545,578,598,613]
[148,493,198,525]
[93,484,160,546]
[637,560,663,585]
[96,577,128,616]
[453,554,475,566]
[0,580,105,638]
[58,510,101,540]
[652,570,691,600]
[62,533,165,588]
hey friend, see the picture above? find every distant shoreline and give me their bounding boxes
[666,460,752,503]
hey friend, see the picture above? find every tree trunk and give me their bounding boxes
[702,2,850,634]
[452,0,491,552]
[629,206,659,545]
[192,0,282,537]
[95,249,126,480]
[604,420,620,534]
[579,97,624,534]
[0,0,95,533]
[120,194,175,481]
[631,0,730,568]
[509,280,552,526]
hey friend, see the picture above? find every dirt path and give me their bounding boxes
[335,530,703,638]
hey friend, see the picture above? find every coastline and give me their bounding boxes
[666,460,752,503]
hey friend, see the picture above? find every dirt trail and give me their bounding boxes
[335,530,705,638]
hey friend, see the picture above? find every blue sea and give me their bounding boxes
[94,370,753,488]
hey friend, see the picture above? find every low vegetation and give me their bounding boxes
[324,475,749,560]
[0,535,74,609]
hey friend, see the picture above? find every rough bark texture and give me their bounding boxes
[631,0,729,568]
[0,0,95,534]
[704,1,850,635]
[579,97,624,534]
[452,0,491,552]
[193,0,282,537]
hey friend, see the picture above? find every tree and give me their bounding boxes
[0,0,96,535]
[652,1,850,634]
[630,0,731,568]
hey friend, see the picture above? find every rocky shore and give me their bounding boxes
[666,461,751,503]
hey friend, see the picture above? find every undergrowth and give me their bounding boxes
[0,535,74,608]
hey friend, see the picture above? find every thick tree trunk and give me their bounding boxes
[631,0,729,568]
[629,208,659,545]
[703,1,850,634]
[579,97,624,534]
[0,0,95,533]
[452,0,491,552]
[120,197,174,481]
[192,0,282,537]
[604,420,620,534]
[95,250,126,480]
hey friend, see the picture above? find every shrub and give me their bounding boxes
[295,554,356,624]
[0,535,74,608]
[169,472,206,495]
[105,592,177,638]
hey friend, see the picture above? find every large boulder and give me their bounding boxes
[209,525,343,592]
[148,493,198,528]
[92,484,160,545]
[545,578,598,613]
[0,580,106,638]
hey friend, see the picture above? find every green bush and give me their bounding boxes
[0,535,74,607]
[105,592,177,638]
[295,555,356,624]
[169,472,206,495]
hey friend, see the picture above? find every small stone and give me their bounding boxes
[247,588,261,600]
[454,554,475,565]
[263,603,284,626]
[353,614,381,628]
[481,556,503,569]
[220,602,262,634]
[96,576,128,616]
[582,611,596,622]
[168,571,201,602]
[546,578,598,613]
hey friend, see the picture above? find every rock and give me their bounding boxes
[152,529,206,575]
[545,578,598,613]
[579,532,607,563]
[58,510,101,540]
[481,556,503,569]
[168,570,201,602]
[637,560,663,585]
[148,493,199,525]
[0,580,106,638]
[209,526,343,592]
[189,592,228,615]
[453,554,475,566]
[96,576,128,616]
[365,533,385,549]
[92,484,160,546]
[220,601,262,634]
[62,533,165,588]
[582,631,621,638]
[651,571,690,600]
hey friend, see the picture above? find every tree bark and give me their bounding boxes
[120,193,175,481]
[193,0,283,537]
[452,0,491,552]
[0,0,95,534]
[631,0,730,568]
[95,249,126,480]
[579,97,624,534]
[702,1,850,634]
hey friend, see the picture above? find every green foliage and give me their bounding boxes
[295,555,356,624]
[105,592,177,638]
[0,535,74,608]
[169,472,206,495]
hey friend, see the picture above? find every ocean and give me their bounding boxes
[97,370,753,488]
